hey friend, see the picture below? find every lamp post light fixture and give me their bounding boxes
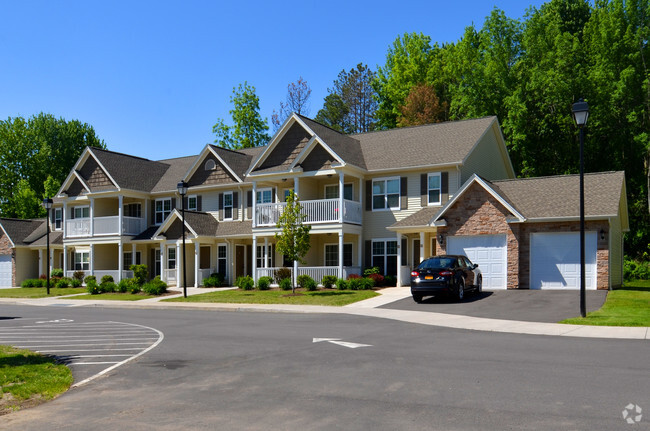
[42,198,53,295]
[177,181,189,298]
[572,98,589,318]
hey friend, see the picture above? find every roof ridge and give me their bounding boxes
[0,217,45,222]
[492,171,623,183]
[91,147,157,163]
[209,144,256,156]
[296,114,358,140]
[350,115,496,137]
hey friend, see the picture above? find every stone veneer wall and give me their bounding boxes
[0,231,15,287]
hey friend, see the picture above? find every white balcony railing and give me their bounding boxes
[65,216,146,237]
[255,199,362,227]
[198,268,215,286]
[164,269,177,284]
[255,266,360,283]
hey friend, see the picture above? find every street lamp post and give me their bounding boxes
[42,198,53,295]
[572,99,589,318]
[177,181,188,298]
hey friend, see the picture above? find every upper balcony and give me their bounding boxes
[255,198,361,227]
[65,216,146,238]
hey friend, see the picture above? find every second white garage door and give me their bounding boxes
[0,255,12,288]
[447,235,507,290]
[530,232,597,290]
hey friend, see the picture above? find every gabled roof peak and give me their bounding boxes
[351,115,497,137]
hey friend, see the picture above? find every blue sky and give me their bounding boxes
[2,1,545,160]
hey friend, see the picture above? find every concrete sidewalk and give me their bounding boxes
[0,287,647,340]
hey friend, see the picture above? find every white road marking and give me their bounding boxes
[69,361,120,365]
[312,337,372,349]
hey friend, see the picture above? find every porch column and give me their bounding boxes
[118,196,123,235]
[252,182,257,228]
[339,172,344,223]
[252,235,257,281]
[89,198,94,236]
[176,243,181,286]
[49,247,54,273]
[117,242,123,282]
[264,237,269,268]
[63,202,67,239]
[38,250,43,277]
[63,246,68,276]
[161,244,166,282]
[338,232,344,280]
[294,177,299,197]
[132,243,136,265]
[420,231,425,263]
[90,244,95,276]
[359,177,363,209]
[194,242,199,288]
[396,233,403,287]
[358,236,363,274]
[226,240,233,285]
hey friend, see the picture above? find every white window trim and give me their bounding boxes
[256,244,274,268]
[323,242,353,267]
[74,251,90,271]
[223,192,233,220]
[124,251,142,268]
[187,195,198,211]
[73,205,90,219]
[427,172,442,206]
[54,208,62,231]
[256,187,273,204]
[155,198,172,225]
[372,176,400,211]
[216,243,227,277]
[124,202,142,218]
[324,183,354,200]
[371,238,398,274]
[167,247,176,269]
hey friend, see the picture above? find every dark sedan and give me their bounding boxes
[410,255,482,303]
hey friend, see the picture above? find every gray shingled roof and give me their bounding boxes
[151,155,198,193]
[215,220,252,237]
[91,148,171,192]
[389,207,442,229]
[132,226,160,241]
[209,145,258,180]
[353,116,496,171]
[0,218,45,246]
[297,115,367,169]
[26,231,63,247]
[183,211,219,237]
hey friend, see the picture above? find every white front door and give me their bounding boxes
[530,232,597,290]
[447,235,507,290]
[0,254,12,287]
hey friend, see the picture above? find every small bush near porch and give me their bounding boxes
[163,288,379,306]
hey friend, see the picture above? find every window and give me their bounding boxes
[283,189,293,202]
[256,188,273,204]
[256,244,275,268]
[155,198,172,224]
[428,173,441,205]
[187,195,197,211]
[154,249,161,277]
[168,247,176,270]
[217,244,227,277]
[123,251,142,269]
[325,184,353,200]
[223,192,233,220]
[372,178,400,210]
[205,159,216,170]
[372,240,398,276]
[124,203,141,218]
[74,251,89,271]
[73,206,90,219]
[324,244,353,267]
[54,208,62,230]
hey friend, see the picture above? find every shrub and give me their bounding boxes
[101,275,114,284]
[130,264,148,286]
[51,268,64,278]
[279,278,292,291]
[347,273,361,280]
[100,282,117,293]
[359,277,375,290]
[348,278,361,290]
[624,258,650,281]
[384,275,397,287]
[70,278,82,288]
[72,271,85,282]
[297,274,314,289]
[21,279,40,288]
[39,274,47,280]
[143,277,167,295]
[86,280,100,295]
[335,278,348,290]
[274,267,292,284]
[55,278,72,288]
[117,279,131,293]
[367,273,385,287]
[303,277,317,291]
[321,275,337,289]
[84,275,96,285]
[203,275,222,287]
[363,266,380,277]
[235,275,254,290]
[257,276,273,290]
[129,283,142,294]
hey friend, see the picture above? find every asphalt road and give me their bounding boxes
[1,305,648,431]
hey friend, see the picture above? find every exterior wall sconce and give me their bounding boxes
[600,229,606,240]
[438,234,444,245]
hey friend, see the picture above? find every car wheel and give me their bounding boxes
[476,276,482,294]
[457,279,465,301]
[412,294,423,303]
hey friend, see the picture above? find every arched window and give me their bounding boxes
[205,159,216,171]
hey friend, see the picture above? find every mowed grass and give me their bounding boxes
[560,280,650,326]
[164,288,379,306]
[68,293,157,301]
[0,287,84,298]
[0,345,73,414]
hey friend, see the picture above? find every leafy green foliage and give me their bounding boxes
[100,282,117,293]
[202,275,223,287]
[274,267,292,284]
[142,277,167,295]
[72,271,85,282]
[363,267,380,276]
[54,278,72,289]
[130,264,148,286]
[212,82,270,149]
[21,279,44,288]
[624,258,650,281]
[86,280,100,295]
[100,275,114,284]
[321,275,337,289]
[256,276,273,291]
[117,279,130,293]
[279,278,292,291]
[50,268,63,278]
[83,275,96,285]
[275,190,311,293]
[335,278,348,290]
[235,275,254,290]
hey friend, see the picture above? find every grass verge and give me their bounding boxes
[0,287,84,298]
[67,293,157,301]
[163,288,379,306]
[0,345,73,415]
[560,280,650,326]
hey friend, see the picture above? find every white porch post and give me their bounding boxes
[161,244,166,282]
[117,242,123,282]
[63,246,68,275]
[89,244,95,276]
[89,198,94,236]
[38,250,43,277]
[194,242,200,288]
[338,172,344,223]
[358,236,363,273]
[118,196,123,235]
[294,177,300,197]
[63,202,67,239]
[132,243,136,264]
[420,231,425,263]
[49,248,54,273]
[176,243,181,286]
[252,181,257,228]
[396,233,403,287]
[338,232,344,280]
[264,237,269,268]
[252,235,257,282]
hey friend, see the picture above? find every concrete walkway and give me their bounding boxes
[0,287,647,340]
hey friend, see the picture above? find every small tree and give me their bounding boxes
[274,190,311,293]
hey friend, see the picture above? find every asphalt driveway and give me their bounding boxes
[380,289,608,323]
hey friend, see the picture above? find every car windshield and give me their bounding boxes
[418,258,456,269]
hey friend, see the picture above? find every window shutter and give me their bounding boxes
[401,237,407,262]
[246,191,252,219]
[151,200,156,225]
[365,180,372,211]
[400,177,408,210]
[271,188,276,203]
[364,240,371,269]
[197,196,202,212]
[183,196,188,210]
[70,208,75,219]
[171,198,176,210]
[232,192,239,219]
[218,193,224,221]
[441,172,449,203]
[421,174,427,206]
[50,209,55,224]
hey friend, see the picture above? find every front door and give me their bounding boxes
[413,239,420,267]
[235,245,245,279]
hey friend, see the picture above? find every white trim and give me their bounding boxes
[0,224,15,248]
[288,136,318,170]
[216,243,228,279]
[323,242,353,266]
[204,159,216,171]
[87,148,120,190]
[154,197,173,226]
[246,114,302,176]
[53,208,63,231]
[72,171,93,193]
[370,238,399,275]
[289,134,345,170]
[152,209,199,239]
[187,194,198,211]
[223,191,233,220]
[324,182,353,200]
[371,176,401,211]
[427,172,442,206]
[57,148,91,197]
[255,187,273,204]
[181,145,244,185]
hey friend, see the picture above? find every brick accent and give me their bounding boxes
[0,230,15,287]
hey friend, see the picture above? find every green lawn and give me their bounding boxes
[0,345,73,414]
[0,287,85,298]
[68,293,157,301]
[560,280,650,326]
[164,288,379,306]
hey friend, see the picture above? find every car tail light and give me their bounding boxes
[438,271,453,276]
[411,271,419,277]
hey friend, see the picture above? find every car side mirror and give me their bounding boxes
[473,263,479,269]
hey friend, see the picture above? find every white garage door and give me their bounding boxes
[0,255,12,287]
[447,235,507,290]
[530,232,597,290]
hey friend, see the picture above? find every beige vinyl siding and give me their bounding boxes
[609,216,623,288]
[15,248,39,284]
[94,244,118,270]
[460,125,513,183]
[201,190,220,212]
[93,198,115,217]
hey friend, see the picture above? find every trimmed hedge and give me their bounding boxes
[257,276,273,290]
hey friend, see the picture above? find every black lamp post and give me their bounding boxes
[177,181,188,298]
[42,198,53,295]
[572,98,589,318]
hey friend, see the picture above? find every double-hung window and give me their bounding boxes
[223,192,233,220]
[187,195,197,211]
[428,173,441,205]
[124,203,141,218]
[54,208,62,230]
[371,239,398,276]
[325,184,353,200]
[155,198,172,224]
[217,244,227,277]
[256,188,273,204]
[73,206,90,219]
[372,178,400,210]
[74,251,90,271]
[123,251,142,269]
[324,244,353,267]
[168,247,176,270]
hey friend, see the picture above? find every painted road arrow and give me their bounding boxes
[313,338,372,349]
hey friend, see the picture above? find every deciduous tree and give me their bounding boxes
[213,82,270,149]
[274,190,311,292]
[397,83,447,127]
[271,77,312,131]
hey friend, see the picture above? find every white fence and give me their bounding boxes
[255,266,360,282]
[66,216,145,237]
[164,269,177,284]
[255,199,362,226]
[198,268,214,286]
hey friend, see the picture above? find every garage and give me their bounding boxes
[447,234,507,290]
[0,254,12,287]
[530,232,597,290]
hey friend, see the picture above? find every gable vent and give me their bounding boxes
[205,159,216,170]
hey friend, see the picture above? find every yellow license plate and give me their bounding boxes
[424,276,433,280]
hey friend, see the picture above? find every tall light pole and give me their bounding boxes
[42,198,53,295]
[177,181,188,298]
[572,99,589,318]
